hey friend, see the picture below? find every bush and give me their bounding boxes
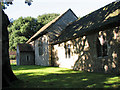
[10,55,16,60]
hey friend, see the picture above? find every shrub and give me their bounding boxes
[10,55,16,60]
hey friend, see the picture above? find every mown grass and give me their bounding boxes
[10,65,120,88]
[10,60,16,66]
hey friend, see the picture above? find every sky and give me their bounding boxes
[4,0,116,20]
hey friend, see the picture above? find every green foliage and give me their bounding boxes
[37,13,60,25]
[8,16,41,51]
[1,1,13,9]
[1,0,32,9]
[9,55,16,60]
[8,14,59,51]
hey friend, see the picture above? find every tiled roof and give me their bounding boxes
[51,1,120,45]
[26,9,78,43]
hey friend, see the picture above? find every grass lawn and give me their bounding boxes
[9,65,120,88]
[10,60,16,65]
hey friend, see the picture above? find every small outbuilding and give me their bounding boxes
[51,1,120,74]
[16,43,35,65]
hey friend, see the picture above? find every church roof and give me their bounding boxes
[51,1,120,45]
[26,9,78,43]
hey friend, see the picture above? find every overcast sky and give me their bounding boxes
[4,0,116,20]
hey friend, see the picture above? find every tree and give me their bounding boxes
[2,10,18,88]
[37,13,60,25]
[1,0,33,88]
[1,0,33,9]
[8,16,42,51]
[1,0,60,88]
[8,14,59,51]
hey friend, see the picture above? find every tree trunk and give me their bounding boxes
[2,10,18,88]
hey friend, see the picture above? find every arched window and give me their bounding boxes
[64,43,71,58]
[96,38,102,57]
[38,39,43,56]
[96,34,108,57]
[68,44,71,58]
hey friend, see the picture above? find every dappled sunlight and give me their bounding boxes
[72,36,93,72]
[55,1,120,42]
[87,84,96,88]
[52,42,80,69]
[10,65,120,88]
[104,76,120,88]
[105,9,120,20]
[105,77,120,84]
[12,65,80,77]
[52,25,120,74]
[82,78,88,81]
[50,2,120,74]
[70,26,120,74]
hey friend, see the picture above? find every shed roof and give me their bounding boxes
[51,1,120,45]
[26,9,78,43]
[18,43,34,52]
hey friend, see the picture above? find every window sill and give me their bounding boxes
[98,55,108,58]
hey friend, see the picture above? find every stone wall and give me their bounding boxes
[33,9,78,66]
[34,35,49,66]
[52,26,120,74]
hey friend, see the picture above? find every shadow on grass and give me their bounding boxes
[10,67,120,88]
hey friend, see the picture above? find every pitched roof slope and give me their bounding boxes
[26,9,78,43]
[18,43,34,52]
[52,1,120,45]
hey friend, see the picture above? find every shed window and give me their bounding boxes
[26,55,30,61]
[96,35,108,57]
[38,40,43,55]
